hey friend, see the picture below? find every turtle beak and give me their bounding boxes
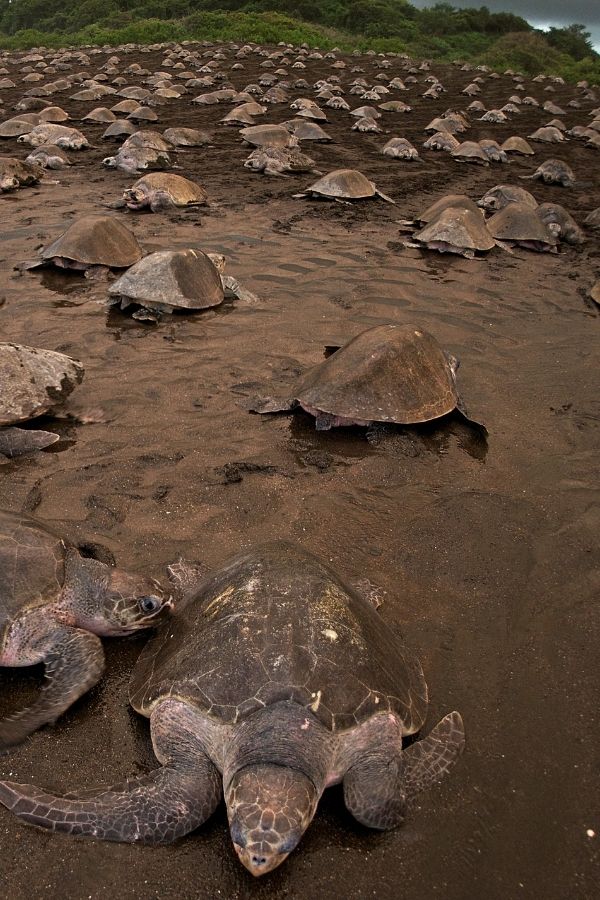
[233,842,290,877]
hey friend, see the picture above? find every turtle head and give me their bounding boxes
[103,567,172,633]
[123,187,146,208]
[226,765,318,876]
[60,551,172,636]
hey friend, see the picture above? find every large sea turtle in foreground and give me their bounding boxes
[0,542,464,875]
[0,342,83,458]
[248,324,483,430]
[0,510,170,749]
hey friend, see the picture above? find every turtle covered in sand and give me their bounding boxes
[0,342,83,458]
[294,168,394,203]
[25,143,71,170]
[118,173,208,212]
[244,146,318,176]
[248,324,483,430]
[0,156,43,191]
[0,509,171,749]
[0,542,464,875]
[107,249,258,322]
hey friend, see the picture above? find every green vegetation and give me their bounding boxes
[0,1,597,84]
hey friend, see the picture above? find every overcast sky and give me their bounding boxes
[410,1,600,51]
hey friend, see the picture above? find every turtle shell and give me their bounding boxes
[162,127,212,147]
[294,324,459,424]
[287,120,332,141]
[130,541,427,735]
[415,207,496,253]
[304,168,377,199]
[478,185,538,212]
[126,173,208,207]
[487,203,558,246]
[0,510,67,643]
[108,249,224,311]
[417,194,479,224]
[41,215,143,268]
[240,125,296,149]
[0,342,84,426]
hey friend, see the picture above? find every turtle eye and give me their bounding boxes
[138,596,162,614]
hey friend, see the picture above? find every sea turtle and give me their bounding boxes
[486,202,558,252]
[535,202,584,245]
[0,342,83,458]
[584,208,600,229]
[26,215,142,275]
[118,173,208,212]
[478,184,538,212]
[25,143,71,170]
[285,119,332,142]
[18,124,88,150]
[0,157,43,191]
[294,169,394,203]
[249,324,482,430]
[240,124,298,149]
[107,249,258,322]
[479,140,508,163]
[528,126,565,143]
[423,131,460,152]
[244,146,318,176]
[521,159,575,187]
[0,541,464,875]
[162,127,212,147]
[0,509,170,749]
[382,138,419,159]
[410,207,497,258]
[451,141,489,166]
[103,146,171,174]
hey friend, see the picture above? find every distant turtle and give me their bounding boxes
[451,141,489,166]
[352,116,381,133]
[528,126,565,143]
[487,203,558,252]
[0,342,83,458]
[249,324,482,430]
[410,207,496,258]
[0,509,170,748]
[108,249,257,322]
[285,119,332,142]
[423,131,460,152]
[0,541,464,875]
[479,140,508,163]
[25,143,71,170]
[18,124,88,150]
[26,215,142,275]
[103,146,171,174]
[294,168,394,203]
[478,184,538,212]
[162,127,212,147]
[536,203,584,244]
[382,138,419,159]
[101,119,136,141]
[244,146,318,176]
[119,173,208,211]
[240,124,298,149]
[0,116,39,138]
[411,194,481,225]
[0,157,43,191]
[522,159,575,187]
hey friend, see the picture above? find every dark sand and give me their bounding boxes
[0,46,598,900]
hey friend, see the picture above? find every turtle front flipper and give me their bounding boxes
[0,627,104,750]
[0,758,221,843]
[0,426,60,458]
[404,711,465,800]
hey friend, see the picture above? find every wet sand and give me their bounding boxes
[0,47,599,899]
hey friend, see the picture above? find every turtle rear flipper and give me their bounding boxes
[0,628,104,750]
[245,396,297,414]
[404,711,465,801]
[221,275,260,305]
[375,190,396,204]
[0,426,60,458]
